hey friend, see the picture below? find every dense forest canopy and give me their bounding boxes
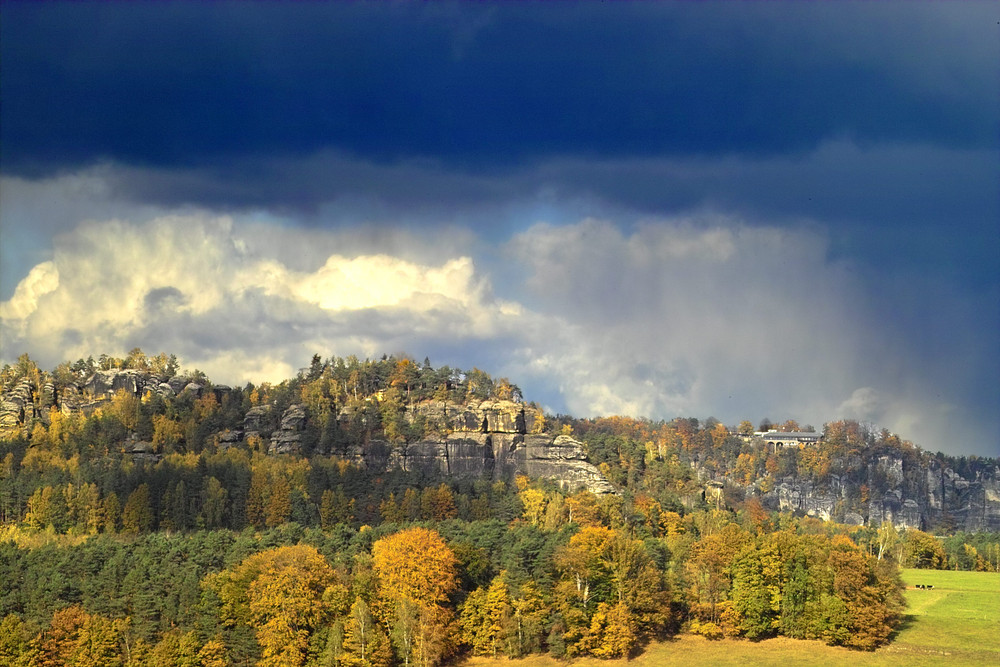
[1,350,998,666]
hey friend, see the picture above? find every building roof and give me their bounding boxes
[754,430,821,440]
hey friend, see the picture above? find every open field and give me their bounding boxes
[884,568,1000,666]
[461,569,1000,667]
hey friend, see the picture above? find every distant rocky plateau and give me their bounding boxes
[0,369,616,496]
[696,449,1000,532]
[250,396,616,495]
[2,368,997,529]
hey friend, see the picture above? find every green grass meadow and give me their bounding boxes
[462,569,1000,667]
[882,568,1000,666]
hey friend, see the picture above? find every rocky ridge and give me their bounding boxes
[0,369,220,430]
[4,367,997,519]
[0,369,615,495]
[247,399,616,494]
[701,452,1000,532]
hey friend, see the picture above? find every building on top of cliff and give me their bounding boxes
[752,430,822,447]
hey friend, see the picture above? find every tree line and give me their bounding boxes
[3,495,907,665]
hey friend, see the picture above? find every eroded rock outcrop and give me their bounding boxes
[518,434,617,494]
[0,368,208,438]
[250,399,545,476]
[213,429,243,450]
[243,405,271,438]
[0,379,34,431]
[268,404,306,455]
[340,401,615,494]
[83,369,147,398]
[409,399,532,435]
[715,453,1000,531]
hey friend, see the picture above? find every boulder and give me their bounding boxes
[182,382,203,397]
[167,377,188,394]
[843,512,865,526]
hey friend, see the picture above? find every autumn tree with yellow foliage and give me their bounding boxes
[205,545,337,667]
[372,527,458,666]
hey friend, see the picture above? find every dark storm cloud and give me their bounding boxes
[3,2,995,176]
[14,140,990,292]
[535,143,1000,286]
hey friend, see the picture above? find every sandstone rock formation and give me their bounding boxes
[213,429,243,450]
[243,405,272,440]
[0,378,35,430]
[3,367,994,516]
[83,369,147,398]
[340,401,615,495]
[408,399,532,435]
[709,453,1000,531]
[1,368,190,437]
[268,404,306,454]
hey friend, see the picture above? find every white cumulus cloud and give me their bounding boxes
[0,261,59,326]
[0,215,522,382]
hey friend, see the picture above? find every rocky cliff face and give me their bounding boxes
[392,400,614,494]
[0,368,220,438]
[349,432,615,495]
[269,404,306,455]
[405,399,533,436]
[0,378,36,431]
[7,368,995,511]
[245,398,615,495]
[710,451,1000,532]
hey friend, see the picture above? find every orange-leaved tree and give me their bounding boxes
[34,605,127,667]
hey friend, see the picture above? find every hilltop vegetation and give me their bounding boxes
[0,350,997,665]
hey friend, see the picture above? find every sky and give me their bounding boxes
[1,2,997,458]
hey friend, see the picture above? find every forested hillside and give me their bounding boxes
[1,350,998,665]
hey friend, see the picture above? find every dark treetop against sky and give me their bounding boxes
[1,2,997,457]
